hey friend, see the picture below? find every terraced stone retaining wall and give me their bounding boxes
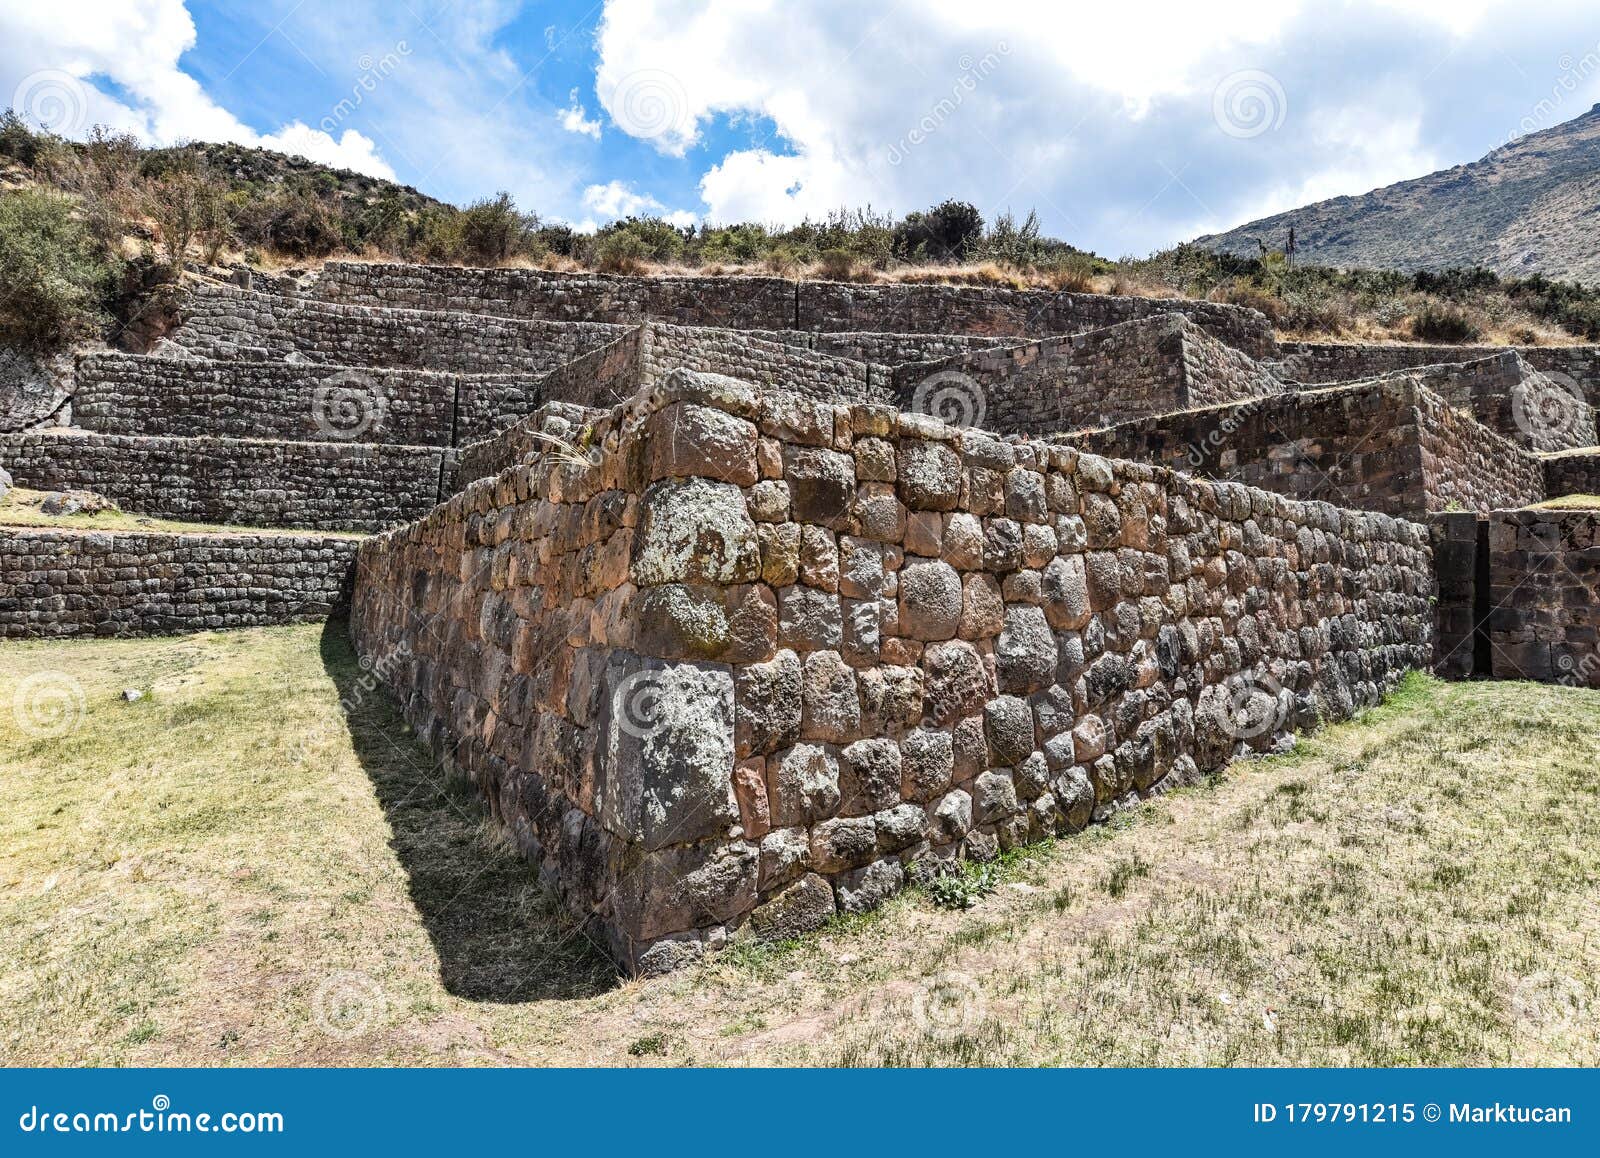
[1543,448,1600,498]
[1346,352,1595,453]
[172,284,630,374]
[302,261,1279,358]
[1073,378,1545,517]
[0,527,358,638]
[0,431,443,532]
[891,313,1283,435]
[350,371,1433,974]
[1279,341,1600,405]
[1487,508,1600,686]
[75,353,462,447]
[311,262,797,330]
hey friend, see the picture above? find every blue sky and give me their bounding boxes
[5,0,1600,255]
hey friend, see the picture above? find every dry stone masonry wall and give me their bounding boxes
[0,527,358,638]
[300,261,1279,359]
[0,431,443,532]
[350,370,1434,973]
[1074,378,1545,517]
[892,313,1284,436]
[75,353,460,447]
[1488,508,1600,686]
[172,284,631,373]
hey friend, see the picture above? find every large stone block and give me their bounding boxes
[596,653,738,850]
[631,477,760,586]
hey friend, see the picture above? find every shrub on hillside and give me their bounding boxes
[593,229,649,274]
[0,188,116,348]
[1410,303,1482,343]
[238,189,343,259]
[0,110,43,167]
[459,192,540,265]
[893,199,984,263]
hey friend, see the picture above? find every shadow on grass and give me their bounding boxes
[319,618,620,1004]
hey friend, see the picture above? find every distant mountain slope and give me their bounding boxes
[1195,104,1600,284]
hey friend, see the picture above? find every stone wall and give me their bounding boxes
[1487,508,1600,686]
[455,331,643,445]
[891,313,1283,435]
[311,262,797,330]
[1073,378,1544,517]
[0,527,357,638]
[456,401,607,490]
[1428,513,1484,680]
[1411,384,1548,513]
[1343,352,1596,453]
[301,261,1278,358]
[640,325,883,405]
[0,430,443,532]
[75,353,460,447]
[796,282,1280,358]
[1279,340,1600,406]
[172,284,630,373]
[350,370,1433,974]
[1542,448,1600,498]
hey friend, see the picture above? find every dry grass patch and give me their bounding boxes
[3,627,1599,1066]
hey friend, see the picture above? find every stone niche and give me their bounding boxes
[350,369,1434,974]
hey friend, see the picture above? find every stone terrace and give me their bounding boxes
[3,260,1599,971]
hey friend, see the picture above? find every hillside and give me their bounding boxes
[1196,104,1600,284]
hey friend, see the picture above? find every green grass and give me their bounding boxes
[1529,494,1600,511]
[3,629,1599,1065]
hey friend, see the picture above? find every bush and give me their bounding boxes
[1043,251,1100,293]
[0,188,115,348]
[814,247,863,281]
[146,169,232,265]
[893,199,984,263]
[0,110,43,167]
[592,217,687,266]
[592,230,649,274]
[459,191,539,265]
[1410,303,1482,343]
[239,190,343,259]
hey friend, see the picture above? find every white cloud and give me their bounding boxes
[0,0,397,178]
[594,0,1600,252]
[558,88,602,139]
[580,179,697,228]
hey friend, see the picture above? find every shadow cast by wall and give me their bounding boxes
[318,618,619,1004]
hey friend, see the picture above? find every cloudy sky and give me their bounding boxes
[3,0,1600,254]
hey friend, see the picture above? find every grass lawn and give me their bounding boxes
[1530,494,1600,511]
[3,623,1599,1066]
[0,488,367,538]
